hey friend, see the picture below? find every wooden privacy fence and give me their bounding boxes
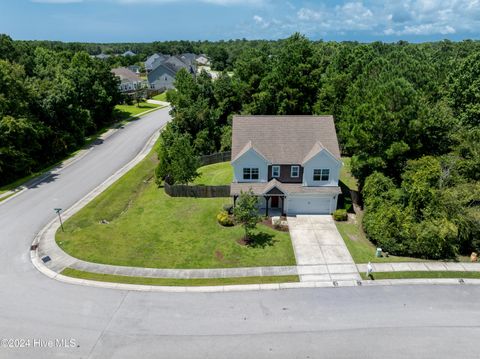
[164,182,230,198]
[199,151,231,166]
[338,181,363,210]
[164,151,232,198]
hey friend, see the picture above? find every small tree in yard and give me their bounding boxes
[233,190,260,241]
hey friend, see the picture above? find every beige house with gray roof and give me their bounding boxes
[230,115,342,215]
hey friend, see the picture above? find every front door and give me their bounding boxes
[270,196,279,208]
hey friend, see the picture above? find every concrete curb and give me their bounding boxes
[0,106,165,205]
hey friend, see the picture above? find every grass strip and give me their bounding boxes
[62,268,299,287]
[360,271,480,280]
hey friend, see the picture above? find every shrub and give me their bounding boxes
[333,209,348,221]
[272,218,281,229]
[223,204,233,215]
[217,210,234,227]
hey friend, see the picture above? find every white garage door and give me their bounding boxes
[287,196,331,214]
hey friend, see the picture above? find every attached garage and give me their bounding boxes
[286,195,333,215]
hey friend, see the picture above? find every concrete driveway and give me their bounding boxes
[288,215,360,282]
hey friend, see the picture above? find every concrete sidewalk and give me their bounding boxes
[357,262,480,273]
[288,215,361,282]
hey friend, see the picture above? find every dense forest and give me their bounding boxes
[0,34,120,185]
[1,32,479,259]
[160,33,480,259]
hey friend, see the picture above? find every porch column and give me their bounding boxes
[264,196,270,217]
[281,196,285,216]
[233,195,238,207]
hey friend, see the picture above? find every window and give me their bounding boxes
[291,166,299,178]
[243,168,259,180]
[272,165,280,178]
[313,169,330,181]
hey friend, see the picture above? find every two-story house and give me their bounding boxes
[111,67,146,93]
[230,115,342,216]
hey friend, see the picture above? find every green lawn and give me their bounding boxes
[340,157,358,191]
[193,161,233,186]
[114,102,160,121]
[360,271,480,280]
[152,92,168,102]
[57,148,295,269]
[62,268,299,286]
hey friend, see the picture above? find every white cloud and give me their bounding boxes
[291,0,480,38]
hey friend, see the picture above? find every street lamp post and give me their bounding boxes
[54,208,64,232]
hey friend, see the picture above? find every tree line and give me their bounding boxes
[0,34,120,185]
[159,33,480,259]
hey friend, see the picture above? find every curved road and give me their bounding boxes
[1,107,479,358]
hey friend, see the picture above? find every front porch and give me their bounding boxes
[232,182,287,217]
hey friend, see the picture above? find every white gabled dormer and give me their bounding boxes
[301,142,342,187]
[231,141,270,183]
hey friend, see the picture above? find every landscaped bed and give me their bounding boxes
[56,150,296,270]
[62,268,299,286]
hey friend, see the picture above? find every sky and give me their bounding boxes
[1,0,480,43]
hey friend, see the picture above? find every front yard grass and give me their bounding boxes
[360,271,480,280]
[152,92,168,102]
[114,102,160,121]
[193,161,232,186]
[62,268,299,286]
[57,149,295,269]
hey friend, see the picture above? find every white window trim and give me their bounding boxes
[313,168,330,182]
[243,167,259,181]
[291,166,299,178]
[272,165,280,178]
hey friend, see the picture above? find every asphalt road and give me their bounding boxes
[1,107,479,358]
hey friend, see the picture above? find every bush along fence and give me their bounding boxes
[165,151,231,198]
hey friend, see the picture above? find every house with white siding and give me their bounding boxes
[230,116,342,216]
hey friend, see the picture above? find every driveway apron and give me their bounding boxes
[288,215,360,282]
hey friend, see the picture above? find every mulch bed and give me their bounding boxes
[261,218,289,232]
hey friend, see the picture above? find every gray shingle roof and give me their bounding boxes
[231,115,341,164]
[111,67,142,82]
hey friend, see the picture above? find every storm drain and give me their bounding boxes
[41,256,51,263]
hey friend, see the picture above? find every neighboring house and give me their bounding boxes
[111,67,146,93]
[196,54,210,66]
[146,53,197,90]
[149,54,171,72]
[93,53,110,60]
[147,63,177,91]
[127,65,141,74]
[122,50,136,57]
[163,55,196,74]
[145,53,169,72]
[230,115,342,216]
